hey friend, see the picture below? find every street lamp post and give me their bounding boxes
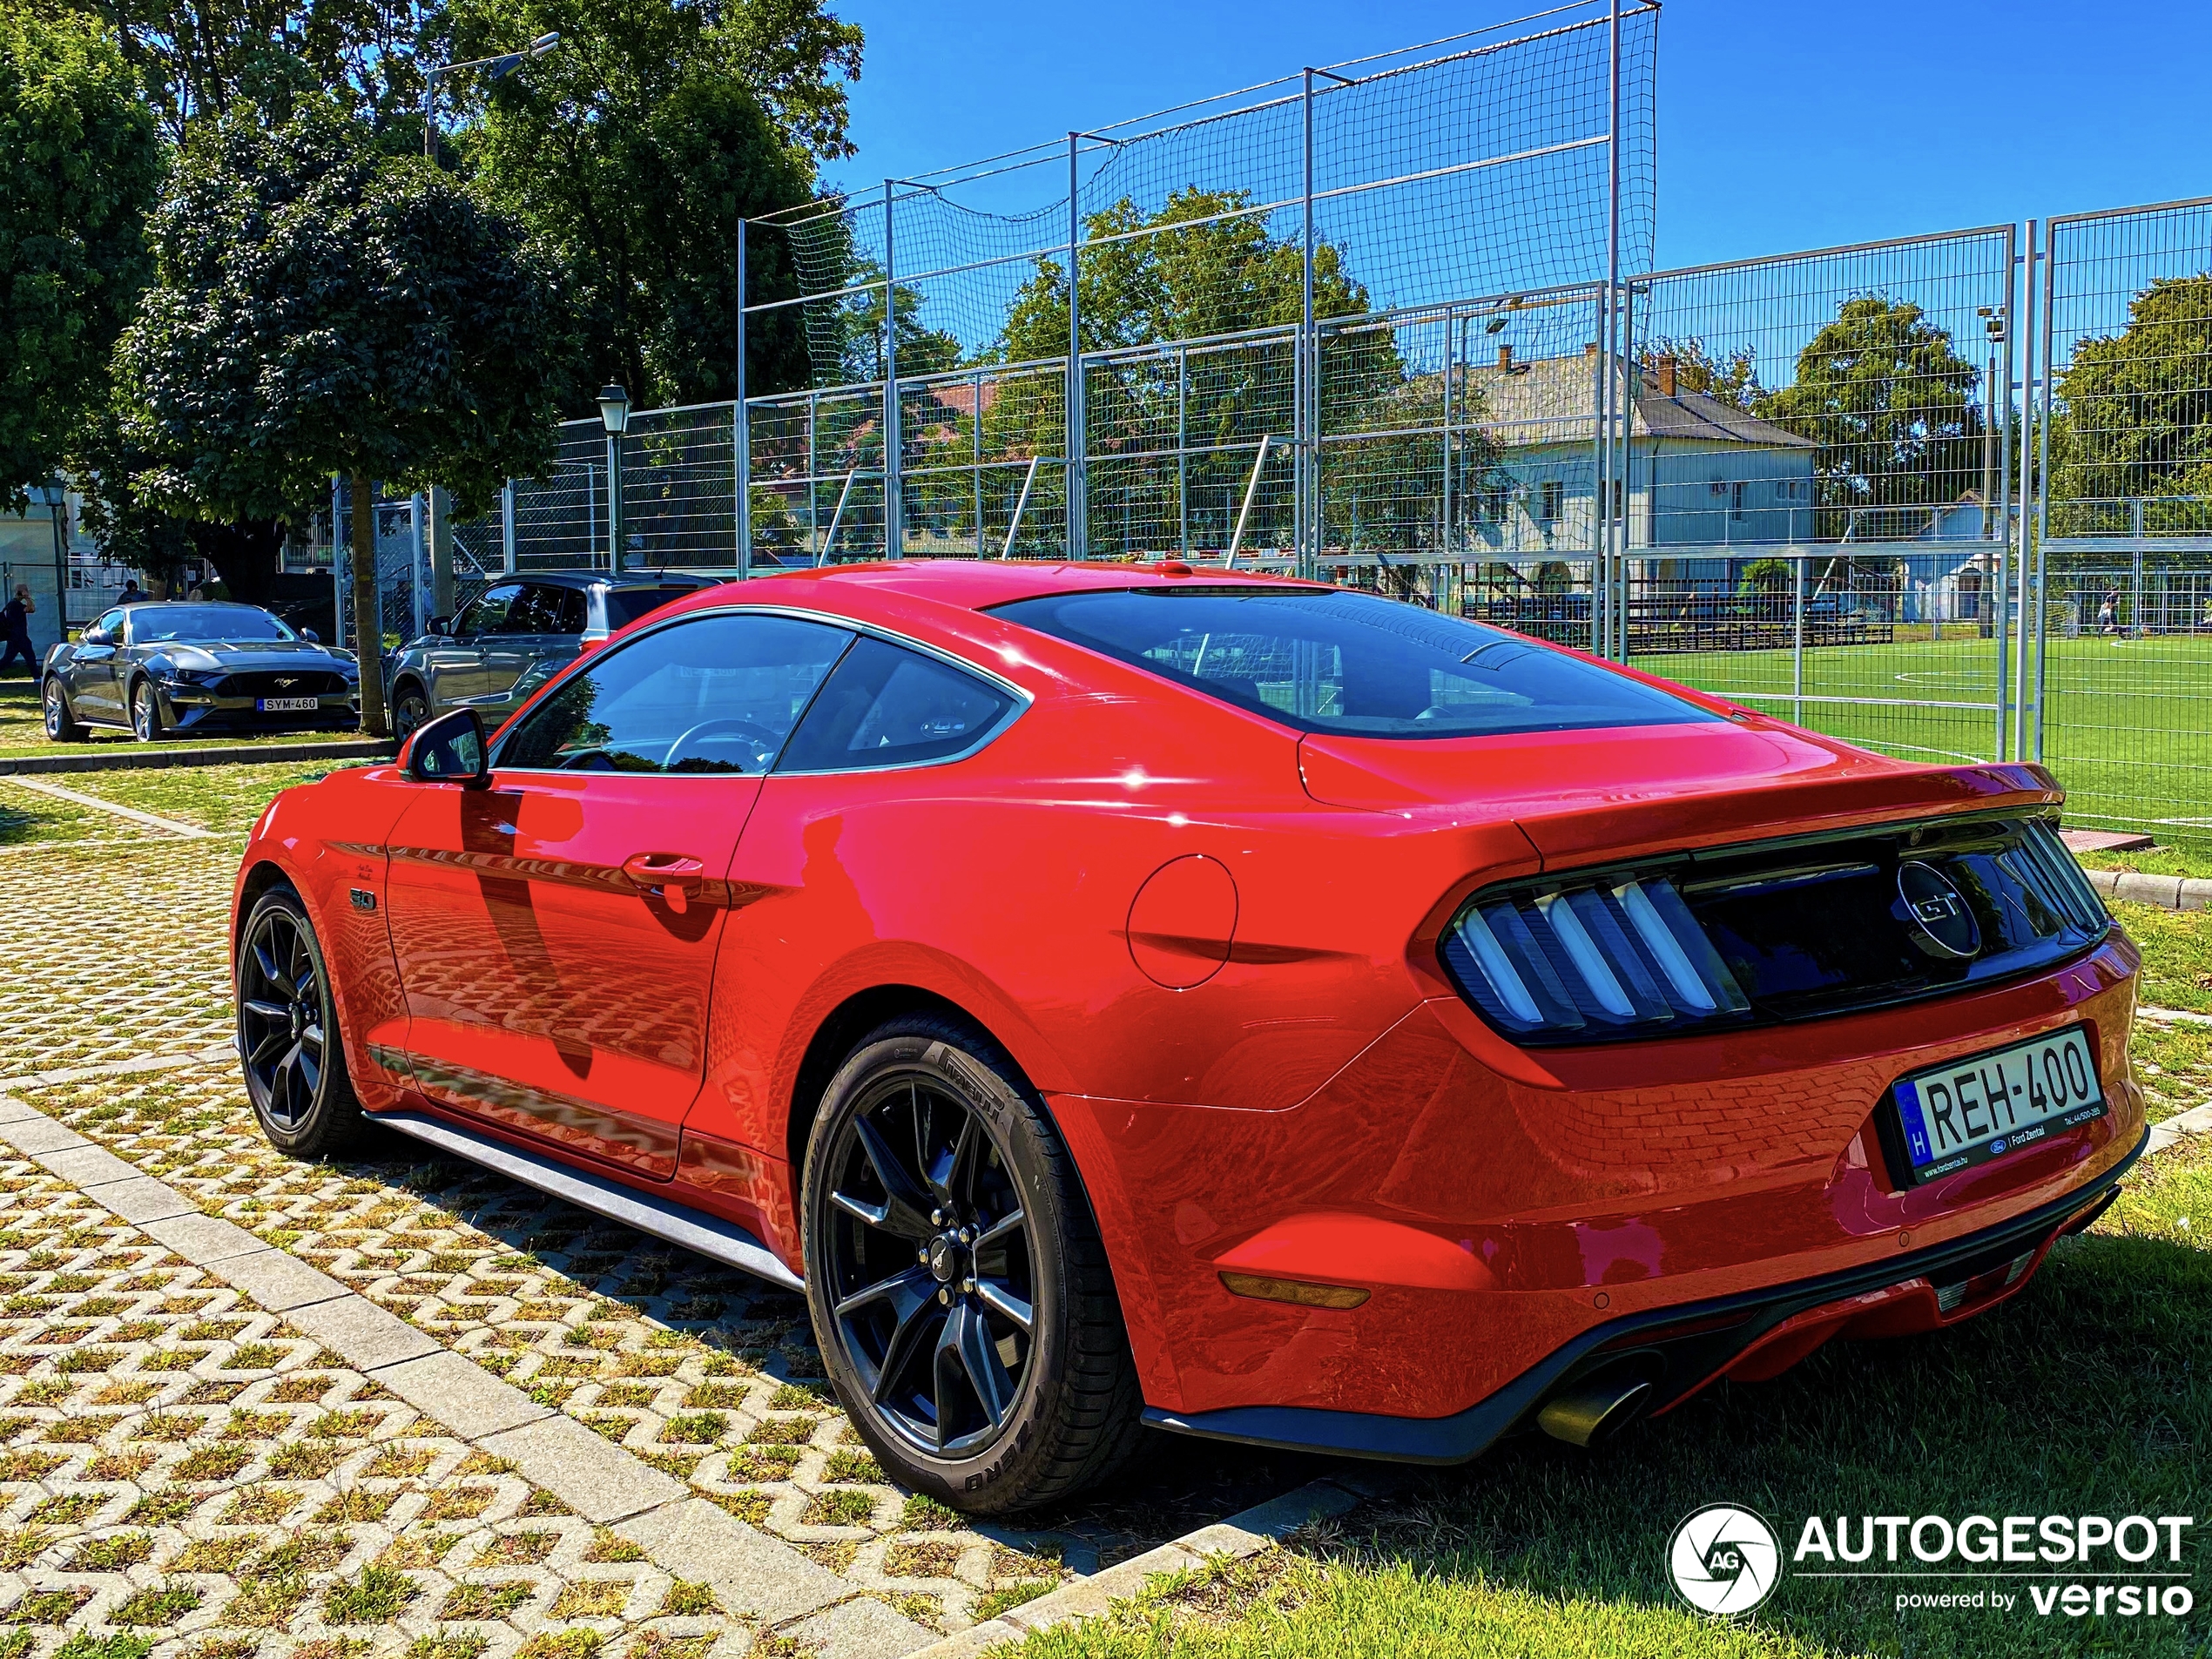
[423,31,560,160]
[598,385,631,570]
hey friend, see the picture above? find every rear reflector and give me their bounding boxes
[1218,1272,1371,1309]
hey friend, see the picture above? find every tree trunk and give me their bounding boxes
[351,476,388,738]
[190,519,287,604]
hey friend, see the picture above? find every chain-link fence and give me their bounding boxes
[359,5,2212,840]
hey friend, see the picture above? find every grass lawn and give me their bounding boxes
[1633,631,2212,844]
[1018,904,2212,1658]
[0,680,367,758]
[0,759,368,843]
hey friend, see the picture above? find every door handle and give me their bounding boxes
[623,852,706,886]
[622,852,707,913]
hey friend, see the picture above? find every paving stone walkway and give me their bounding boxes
[0,826,1313,1658]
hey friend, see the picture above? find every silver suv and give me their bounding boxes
[386,570,711,737]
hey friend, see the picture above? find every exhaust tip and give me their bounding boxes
[1536,1375,1653,1448]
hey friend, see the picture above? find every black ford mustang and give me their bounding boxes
[44,603,361,742]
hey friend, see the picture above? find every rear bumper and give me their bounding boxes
[1144,1123,2143,1463]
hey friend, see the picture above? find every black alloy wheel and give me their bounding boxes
[238,887,360,1157]
[393,685,431,739]
[131,679,165,742]
[804,1016,1141,1514]
[42,678,84,742]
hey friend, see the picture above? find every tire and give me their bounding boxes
[237,886,361,1159]
[130,678,165,742]
[393,682,431,740]
[803,1015,1142,1514]
[42,678,84,742]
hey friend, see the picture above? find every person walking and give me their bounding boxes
[0,586,36,681]
[118,578,145,607]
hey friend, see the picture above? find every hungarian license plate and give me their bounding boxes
[257,697,320,711]
[1890,1026,2105,1186]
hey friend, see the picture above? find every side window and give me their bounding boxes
[90,609,125,644]
[496,613,852,774]
[459,584,521,637]
[778,637,1015,772]
[499,585,559,634]
[548,586,587,634]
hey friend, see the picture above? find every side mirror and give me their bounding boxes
[300,627,320,643]
[405,707,490,789]
[429,615,454,637]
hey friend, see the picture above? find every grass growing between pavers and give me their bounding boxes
[1008,1150,2212,1659]
[62,763,374,835]
[0,1144,733,1659]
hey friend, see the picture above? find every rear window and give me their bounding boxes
[992,587,1716,739]
[604,585,700,631]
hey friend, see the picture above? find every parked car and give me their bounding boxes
[231,561,2142,1514]
[44,602,360,742]
[385,570,711,738]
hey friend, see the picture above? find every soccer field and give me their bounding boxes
[1633,630,2212,838]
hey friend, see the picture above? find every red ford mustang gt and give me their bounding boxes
[233,561,2144,1512]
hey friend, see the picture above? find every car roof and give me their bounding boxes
[489,570,712,590]
[683,559,1327,614]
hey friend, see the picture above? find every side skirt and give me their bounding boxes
[374,1109,805,1292]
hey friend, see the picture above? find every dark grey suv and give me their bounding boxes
[386,570,712,737]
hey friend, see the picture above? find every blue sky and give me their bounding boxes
[827,0,2212,270]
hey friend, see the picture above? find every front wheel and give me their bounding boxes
[43,678,84,742]
[803,1015,1142,1514]
[131,679,165,742]
[238,886,361,1158]
[392,683,431,739]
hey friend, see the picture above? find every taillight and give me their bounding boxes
[1442,875,1750,1041]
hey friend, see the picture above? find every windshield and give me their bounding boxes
[603,585,701,631]
[130,605,297,644]
[993,587,1717,739]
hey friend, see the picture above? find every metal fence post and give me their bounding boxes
[881,180,902,559]
[331,477,347,650]
[408,493,427,638]
[2034,218,2055,763]
[735,219,752,579]
[2013,220,2037,759]
[1066,134,1086,561]
[1792,554,1806,726]
[1299,68,1316,580]
[1177,344,1189,556]
[501,481,516,573]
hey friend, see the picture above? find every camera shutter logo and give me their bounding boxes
[1669,1504,1781,1615]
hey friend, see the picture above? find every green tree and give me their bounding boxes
[68,0,435,138]
[2048,274,2212,537]
[1758,294,1985,536]
[115,99,567,732]
[449,0,852,409]
[0,7,161,504]
[1641,334,1764,410]
[987,188,1382,556]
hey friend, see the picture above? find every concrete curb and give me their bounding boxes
[2081,867,2212,913]
[902,1474,1395,1659]
[0,737,395,775]
[0,1086,933,1659]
